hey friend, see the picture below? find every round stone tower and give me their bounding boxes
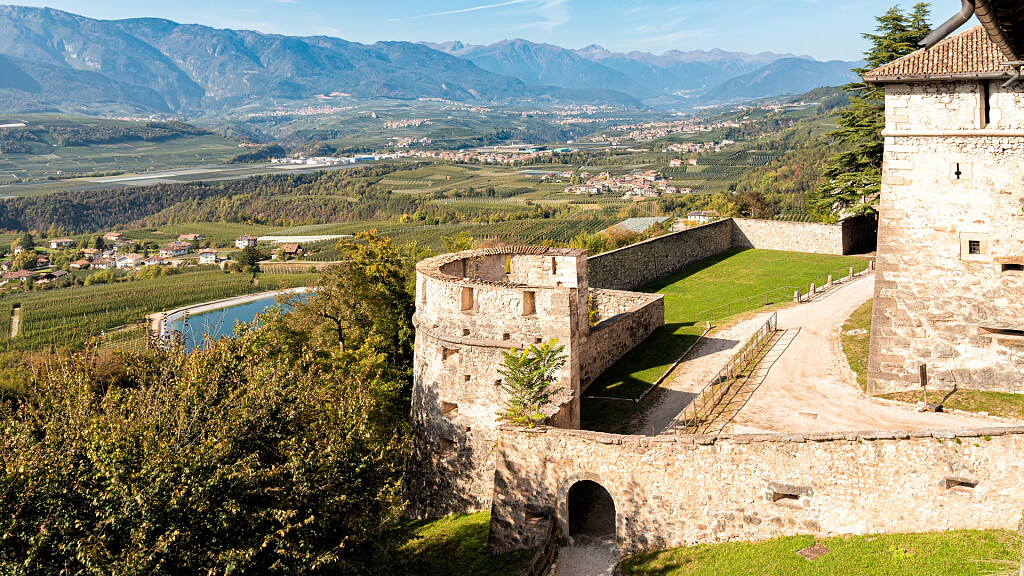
[407,246,590,516]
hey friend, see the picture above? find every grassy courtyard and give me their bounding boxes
[841,300,1024,420]
[399,511,535,576]
[583,249,868,404]
[619,530,1022,576]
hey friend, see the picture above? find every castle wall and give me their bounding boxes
[588,218,867,291]
[408,248,589,517]
[869,81,1024,394]
[587,220,733,291]
[488,426,1024,554]
[731,218,845,255]
[581,289,665,391]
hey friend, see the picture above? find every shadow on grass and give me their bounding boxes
[640,248,752,294]
[585,323,704,400]
[399,512,535,576]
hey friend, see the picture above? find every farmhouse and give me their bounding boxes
[160,242,191,258]
[865,14,1024,394]
[102,232,124,243]
[48,238,75,250]
[235,235,259,249]
[198,248,219,265]
[687,210,720,223]
[178,234,204,242]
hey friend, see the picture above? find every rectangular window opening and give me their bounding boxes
[968,240,981,255]
[461,287,474,312]
[523,291,537,316]
[551,257,558,275]
[442,347,459,361]
[945,477,977,491]
[502,333,511,341]
[981,326,1024,338]
[462,328,471,336]
[441,401,459,418]
[505,255,512,275]
[464,375,472,383]
[771,491,801,503]
[981,81,991,128]
[1002,264,1024,272]
[437,438,456,458]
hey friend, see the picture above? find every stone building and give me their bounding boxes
[866,8,1024,394]
[406,247,663,516]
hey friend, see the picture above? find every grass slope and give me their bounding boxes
[840,300,1024,420]
[619,530,1022,576]
[400,512,535,576]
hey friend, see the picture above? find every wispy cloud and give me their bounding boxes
[518,0,570,31]
[387,0,532,22]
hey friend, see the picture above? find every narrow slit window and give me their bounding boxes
[981,81,991,128]
[523,291,536,316]
[461,287,474,311]
[551,257,558,275]
[1002,264,1024,272]
[945,477,977,492]
[771,491,800,503]
[505,255,512,275]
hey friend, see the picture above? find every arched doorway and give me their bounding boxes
[567,480,616,541]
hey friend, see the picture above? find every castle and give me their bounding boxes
[407,3,1024,560]
[866,13,1024,395]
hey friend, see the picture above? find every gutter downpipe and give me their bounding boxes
[920,0,976,49]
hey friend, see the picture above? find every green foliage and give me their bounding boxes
[0,312,409,575]
[230,144,287,164]
[812,3,931,220]
[400,512,535,576]
[440,231,475,253]
[47,120,212,146]
[497,339,566,427]
[10,249,36,272]
[237,245,264,273]
[13,231,34,252]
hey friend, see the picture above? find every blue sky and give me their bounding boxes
[21,1,960,60]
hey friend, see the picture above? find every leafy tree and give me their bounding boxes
[0,314,408,575]
[811,3,931,221]
[496,339,567,427]
[11,232,33,254]
[440,231,474,253]
[733,189,772,219]
[236,245,264,274]
[10,249,37,272]
[287,232,415,373]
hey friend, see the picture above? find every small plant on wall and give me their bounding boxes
[497,339,566,427]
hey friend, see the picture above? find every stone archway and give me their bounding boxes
[556,472,621,546]
[567,480,616,539]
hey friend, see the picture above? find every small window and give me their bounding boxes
[461,287,474,311]
[502,333,511,341]
[462,328,471,336]
[1002,264,1024,272]
[437,438,456,458]
[981,81,991,128]
[968,240,981,255]
[464,375,471,383]
[945,477,977,492]
[442,347,459,361]
[505,255,512,275]
[551,257,558,275]
[441,402,459,418]
[771,491,800,503]
[523,291,536,316]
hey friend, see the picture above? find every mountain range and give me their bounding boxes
[0,5,861,117]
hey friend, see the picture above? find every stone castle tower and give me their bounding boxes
[865,24,1024,394]
[406,247,592,516]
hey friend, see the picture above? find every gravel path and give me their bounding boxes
[636,313,772,435]
[552,538,618,576]
[729,275,1015,433]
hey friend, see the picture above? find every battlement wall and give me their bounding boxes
[581,289,665,391]
[489,425,1024,554]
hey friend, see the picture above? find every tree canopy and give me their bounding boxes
[810,3,931,221]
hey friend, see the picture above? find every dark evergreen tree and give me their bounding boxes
[811,3,931,221]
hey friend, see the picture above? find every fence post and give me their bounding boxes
[810,282,815,295]
[827,274,833,287]
[793,290,800,303]
[765,291,769,307]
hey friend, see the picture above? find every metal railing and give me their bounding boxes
[690,258,874,324]
[674,311,779,434]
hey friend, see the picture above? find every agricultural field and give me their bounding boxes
[0,114,243,185]
[0,268,316,352]
[582,248,870,432]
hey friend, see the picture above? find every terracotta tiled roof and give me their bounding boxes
[865,25,1014,82]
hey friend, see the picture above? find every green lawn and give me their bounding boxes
[840,300,1024,420]
[619,530,1022,576]
[585,249,868,401]
[399,511,536,576]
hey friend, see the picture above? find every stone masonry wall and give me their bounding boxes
[869,81,1024,395]
[587,220,734,291]
[408,248,589,517]
[488,425,1024,554]
[588,218,866,291]
[732,218,845,255]
[580,289,665,391]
